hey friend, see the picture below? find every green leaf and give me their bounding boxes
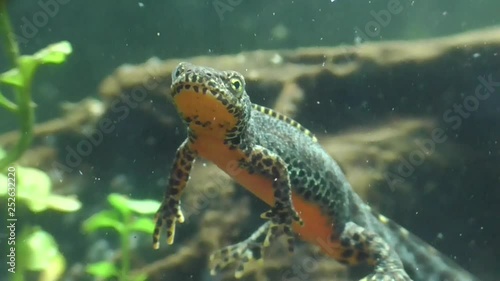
[0,41,72,88]
[86,261,118,279]
[0,166,82,213]
[34,41,72,64]
[0,68,23,87]
[15,166,53,212]
[24,228,64,271]
[126,198,161,215]
[108,193,131,216]
[83,210,124,234]
[129,217,156,234]
[39,252,66,281]
[0,173,6,196]
[46,194,82,212]
[107,193,160,215]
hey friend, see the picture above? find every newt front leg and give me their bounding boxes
[153,139,196,249]
[210,145,303,277]
[242,145,304,250]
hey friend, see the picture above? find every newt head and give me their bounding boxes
[170,62,251,140]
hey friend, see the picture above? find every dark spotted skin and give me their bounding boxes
[153,62,480,281]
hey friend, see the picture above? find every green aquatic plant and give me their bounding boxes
[17,226,67,281]
[0,162,82,281]
[0,0,72,171]
[0,164,82,212]
[83,193,161,281]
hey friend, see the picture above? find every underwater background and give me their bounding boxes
[0,0,499,281]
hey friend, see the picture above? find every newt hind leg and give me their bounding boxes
[337,222,412,281]
[210,145,304,278]
[210,222,270,278]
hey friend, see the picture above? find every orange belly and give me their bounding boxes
[192,137,342,258]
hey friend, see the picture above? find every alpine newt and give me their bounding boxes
[153,62,480,281]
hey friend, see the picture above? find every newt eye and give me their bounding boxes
[230,77,243,93]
